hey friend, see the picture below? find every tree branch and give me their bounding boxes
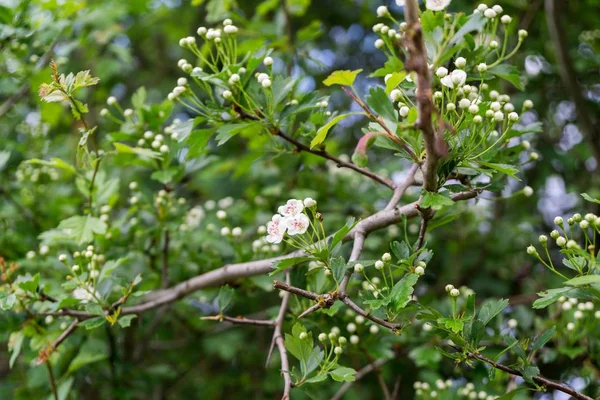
[467,351,594,400]
[404,0,444,193]
[201,314,275,326]
[272,271,292,399]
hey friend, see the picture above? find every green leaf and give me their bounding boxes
[495,388,530,400]
[151,169,179,184]
[310,112,362,148]
[521,365,539,384]
[217,285,235,313]
[581,193,600,204]
[384,71,407,94]
[449,13,487,46]
[531,327,556,352]
[329,218,356,255]
[478,298,509,326]
[329,367,356,382]
[437,317,464,333]
[131,86,147,109]
[113,143,162,159]
[409,345,441,368]
[366,86,397,131]
[390,273,419,312]
[0,293,16,310]
[118,315,137,328]
[489,64,524,90]
[16,273,40,294]
[533,287,573,309]
[390,241,410,261]
[421,192,455,210]
[285,323,323,377]
[215,122,260,145]
[305,373,328,383]
[478,162,520,180]
[27,158,76,174]
[78,317,106,330]
[269,256,313,276]
[0,150,11,171]
[56,215,107,244]
[68,349,108,373]
[564,275,600,286]
[322,69,362,87]
[9,332,23,369]
[330,257,347,285]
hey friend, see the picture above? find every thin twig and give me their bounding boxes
[415,215,428,251]
[273,280,321,301]
[201,315,275,326]
[340,296,402,333]
[161,229,170,289]
[272,271,292,399]
[45,361,59,400]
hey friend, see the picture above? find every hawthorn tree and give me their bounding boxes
[1,0,599,399]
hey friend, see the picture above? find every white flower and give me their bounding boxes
[303,197,317,208]
[477,63,487,72]
[440,69,466,88]
[186,206,205,228]
[216,210,227,220]
[425,0,451,11]
[266,214,288,243]
[375,260,384,270]
[501,15,512,24]
[286,213,310,235]
[224,25,238,34]
[435,67,448,78]
[222,90,232,99]
[390,89,402,102]
[73,285,99,303]
[399,106,410,117]
[484,8,496,18]
[278,199,304,217]
[232,227,242,236]
[376,6,388,17]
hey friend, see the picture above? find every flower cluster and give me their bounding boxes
[58,245,105,303]
[265,198,316,244]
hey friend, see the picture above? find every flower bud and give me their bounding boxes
[374,39,384,49]
[477,63,487,72]
[382,252,391,261]
[501,15,512,24]
[445,284,454,293]
[450,288,460,297]
[436,67,448,78]
[354,263,364,273]
[399,106,410,117]
[338,336,347,345]
[318,333,327,342]
[375,260,384,270]
[263,56,273,66]
[454,57,466,68]
[556,236,566,247]
[484,9,497,18]
[523,186,533,197]
[107,96,117,105]
[369,325,379,334]
[539,235,548,244]
[58,254,67,262]
[526,245,537,255]
[415,266,425,275]
[299,332,308,340]
[519,29,528,39]
[350,335,359,344]
[261,79,272,88]
[523,99,534,109]
[334,346,343,355]
[376,5,388,17]
[554,216,563,225]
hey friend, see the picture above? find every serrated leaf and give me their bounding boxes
[449,13,487,46]
[67,349,107,373]
[437,317,464,333]
[78,317,106,330]
[329,218,356,255]
[310,112,362,148]
[117,315,137,328]
[564,275,600,286]
[421,191,455,210]
[269,257,313,276]
[9,332,23,369]
[390,273,419,312]
[532,287,573,309]
[16,273,40,294]
[56,215,107,244]
[27,158,76,174]
[581,193,600,204]
[330,257,347,285]
[477,298,509,326]
[217,285,234,313]
[384,71,407,94]
[0,293,16,310]
[391,241,410,261]
[478,162,520,180]
[366,86,397,131]
[329,367,356,382]
[322,69,362,87]
[531,327,556,352]
[489,64,524,90]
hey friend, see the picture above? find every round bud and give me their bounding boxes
[493,111,504,121]
[354,263,364,273]
[350,335,359,344]
[159,145,169,153]
[554,216,564,225]
[508,112,519,121]
[262,79,272,88]
[490,40,499,49]
[566,322,575,331]
[369,325,379,334]
[529,152,539,160]
[177,77,187,86]
[374,39,384,49]
[216,210,227,219]
[450,288,460,297]
[355,315,365,324]
[415,266,425,275]
[473,115,482,123]
[318,333,327,342]
[501,15,512,24]
[436,67,448,78]
[519,29,528,39]
[447,103,456,111]
[523,186,533,197]
[334,346,343,355]
[375,260,384,270]
[484,9,497,18]
[347,323,357,333]
[58,254,67,262]
[459,98,471,109]
[338,336,347,345]
[72,265,80,272]
[299,332,308,340]
[523,99,534,109]
[399,106,410,117]
[445,284,454,293]
[107,96,117,105]
[526,245,537,255]
[263,56,273,66]
[454,57,466,68]
[477,63,487,72]
[556,236,566,247]
[382,252,392,262]
[232,227,242,236]
[100,108,109,117]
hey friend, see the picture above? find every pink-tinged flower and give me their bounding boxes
[277,199,304,217]
[286,213,310,236]
[440,69,467,89]
[266,214,287,243]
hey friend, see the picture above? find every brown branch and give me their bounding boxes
[276,129,395,189]
[271,271,292,399]
[330,358,390,400]
[468,352,594,400]
[545,0,600,162]
[273,280,321,301]
[415,210,429,251]
[201,315,275,327]
[41,190,480,320]
[45,361,59,400]
[403,0,444,193]
[340,296,402,333]
[384,163,419,211]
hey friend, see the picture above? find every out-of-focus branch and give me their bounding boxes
[545,0,600,162]
[201,315,275,326]
[404,0,445,193]
[37,320,78,364]
[161,230,170,289]
[272,271,292,399]
[330,358,390,400]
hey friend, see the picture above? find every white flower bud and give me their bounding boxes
[350,335,359,344]
[100,108,109,117]
[459,98,471,109]
[159,145,169,153]
[519,29,528,39]
[554,216,564,225]
[477,63,487,72]
[490,40,499,48]
[216,210,227,219]
[492,5,503,13]
[299,332,308,340]
[556,236,566,247]
[58,254,67,262]
[493,111,504,121]
[504,103,515,112]
[72,265,79,272]
[263,56,273,66]
[450,288,460,297]
[468,104,479,114]
[107,96,117,105]
[523,186,534,197]
[124,109,133,117]
[473,115,483,123]
[346,323,357,333]
[222,90,232,99]
[220,227,231,236]
[484,9,497,18]
[262,79,272,88]
[375,260,384,270]
[433,91,443,100]
[399,106,410,117]
[415,266,425,275]
[566,322,575,331]
[129,196,138,205]
[526,245,537,255]
[436,67,448,78]
[334,346,343,355]
[521,140,531,150]
[454,57,466,68]
[177,77,187,86]
[390,89,402,102]
[376,5,388,17]
[523,99,534,109]
[369,325,379,334]
[500,15,512,24]
[224,25,238,34]
[355,315,365,324]
[374,39,384,49]
[447,103,456,111]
